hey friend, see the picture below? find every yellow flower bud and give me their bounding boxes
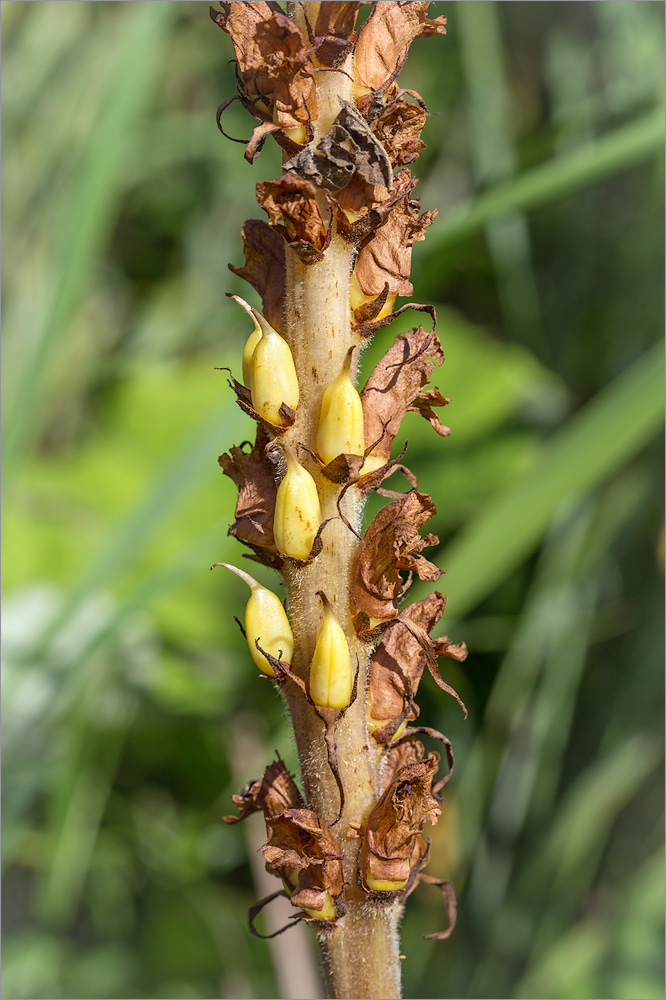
[309,594,353,710]
[360,454,387,476]
[230,294,263,387]
[219,563,293,677]
[350,272,397,322]
[230,294,299,423]
[316,347,365,465]
[302,893,337,922]
[273,446,322,560]
[364,874,408,892]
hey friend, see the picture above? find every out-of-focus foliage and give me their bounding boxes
[2,2,664,998]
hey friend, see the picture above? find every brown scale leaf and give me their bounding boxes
[222,758,304,825]
[371,93,428,166]
[257,173,329,261]
[262,808,345,913]
[353,182,437,298]
[360,753,441,890]
[350,490,441,626]
[360,325,447,463]
[228,219,286,334]
[332,151,414,233]
[368,592,449,735]
[312,2,364,66]
[354,1,447,96]
[218,424,278,553]
[210,2,316,131]
[380,735,427,793]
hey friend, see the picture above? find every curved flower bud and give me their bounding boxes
[273,446,322,560]
[316,347,365,465]
[219,563,293,676]
[230,294,299,422]
[309,593,353,710]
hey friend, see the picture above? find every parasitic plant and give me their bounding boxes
[212,3,467,997]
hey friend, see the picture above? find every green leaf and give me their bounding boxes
[442,341,664,617]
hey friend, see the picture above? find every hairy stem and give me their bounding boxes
[280,4,402,997]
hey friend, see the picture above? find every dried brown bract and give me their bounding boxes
[311,2,365,67]
[354,1,447,97]
[263,808,345,915]
[222,757,304,825]
[210,1,317,132]
[361,324,449,464]
[360,752,441,891]
[219,425,279,560]
[350,490,441,629]
[367,593,468,743]
[228,220,286,333]
[352,177,437,299]
[257,173,330,262]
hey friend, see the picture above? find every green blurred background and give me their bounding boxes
[2,2,664,998]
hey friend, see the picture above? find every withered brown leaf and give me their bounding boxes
[222,758,303,825]
[371,94,428,166]
[228,220,286,333]
[262,808,345,914]
[360,325,447,463]
[354,1,447,95]
[257,173,329,261]
[360,753,441,890]
[312,2,364,66]
[350,490,441,626]
[353,178,437,299]
[210,2,317,131]
[368,592,449,736]
[218,424,278,554]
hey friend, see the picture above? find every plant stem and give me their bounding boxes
[280,5,402,996]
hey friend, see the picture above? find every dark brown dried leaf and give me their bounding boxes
[350,490,441,625]
[257,173,329,259]
[218,425,278,551]
[360,325,445,462]
[360,754,441,889]
[312,2,364,66]
[222,758,303,825]
[262,808,345,912]
[354,1,447,95]
[371,94,428,166]
[228,219,286,334]
[368,592,448,731]
[210,2,317,130]
[353,181,437,298]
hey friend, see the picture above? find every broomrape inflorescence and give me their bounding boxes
[211,3,467,997]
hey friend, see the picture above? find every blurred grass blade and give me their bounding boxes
[28,400,243,656]
[443,341,664,616]
[3,3,175,482]
[428,109,665,251]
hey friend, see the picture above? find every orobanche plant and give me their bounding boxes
[211,3,467,997]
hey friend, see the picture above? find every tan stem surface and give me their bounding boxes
[281,5,402,998]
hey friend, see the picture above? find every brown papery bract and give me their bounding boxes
[353,178,437,298]
[228,219,286,333]
[354,1,447,95]
[210,1,317,130]
[360,753,441,890]
[218,424,279,561]
[222,757,304,825]
[257,173,329,261]
[360,325,448,463]
[312,1,365,67]
[350,490,441,627]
